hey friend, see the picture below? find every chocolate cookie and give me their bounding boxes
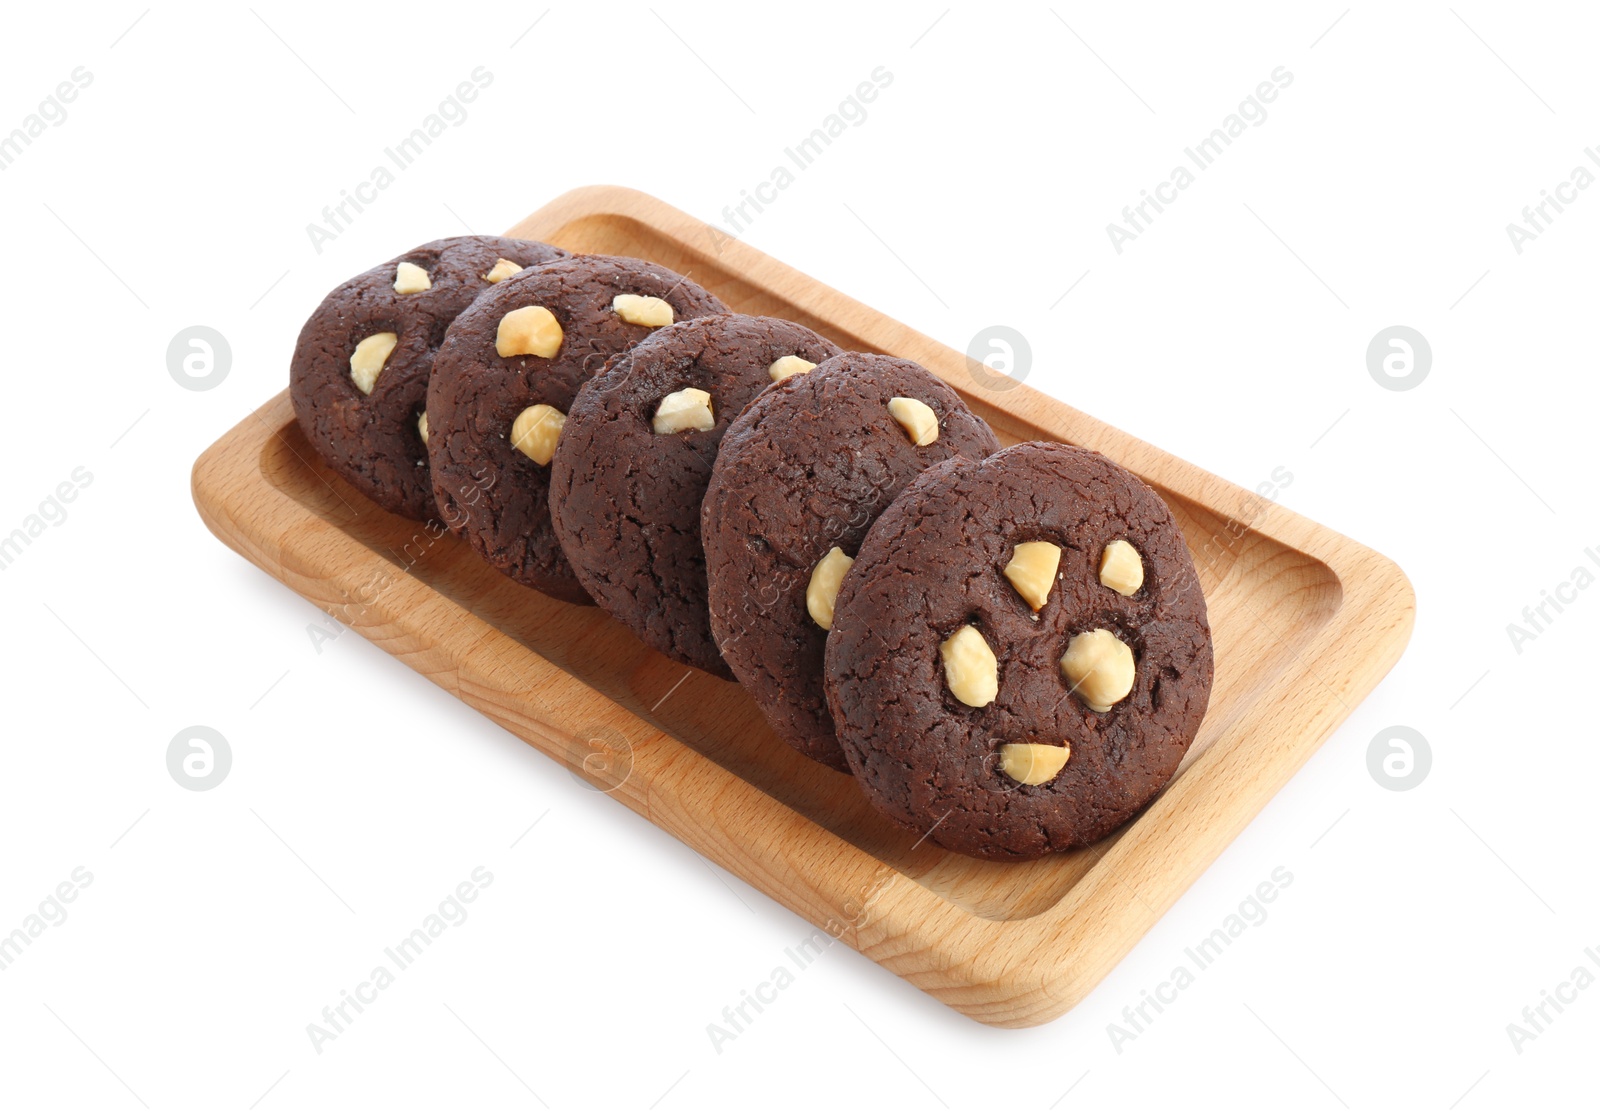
[550,314,842,676]
[702,353,1001,770]
[290,236,567,520]
[427,254,727,602]
[824,442,1214,861]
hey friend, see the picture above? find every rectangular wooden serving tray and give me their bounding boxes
[192,186,1414,1028]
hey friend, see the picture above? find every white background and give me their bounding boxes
[1,2,1592,1114]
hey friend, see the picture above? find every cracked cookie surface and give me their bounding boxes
[290,236,567,520]
[701,353,1001,770]
[550,314,841,676]
[824,441,1214,860]
[426,254,726,602]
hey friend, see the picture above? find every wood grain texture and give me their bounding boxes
[191,186,1414,1027]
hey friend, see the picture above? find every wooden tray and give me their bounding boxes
[192,186,1414,1028]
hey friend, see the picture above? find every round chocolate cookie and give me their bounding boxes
[702,353,1001,770]
[551,314,842,676]
[427,254,727,602]
[290,236,568,520]
[824,441,1214,861]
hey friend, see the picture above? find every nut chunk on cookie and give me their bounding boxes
[806,547,854,631]
[768,355,817,383]
[1099,539,1145,595]
[1060,628,1137,712]
[510,404,565,466]
[1000,742,1071,785]
[702,352,1001,769]
[549,314,841,676]
[824,441,1213,860]
[483,258,522,284]
[940,625,999,708]
[496,306,563,359]
[613,293,674,327]
[887,396,940,446]
[428,254,727,603]
[349,333,398,395]
[652,387,715,434]
[290,235,568,522]
[1004,541,1062,612]
[393,261,432,294]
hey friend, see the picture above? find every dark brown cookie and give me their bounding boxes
[427,254,727,602]
[824,442,1214,861]
[290,236,567,520]
[701,353,1001,770]
[550,314,842,676]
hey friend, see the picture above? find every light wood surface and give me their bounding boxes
[191,186,1414,1027]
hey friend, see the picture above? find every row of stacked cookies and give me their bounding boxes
[289,235,1214,861]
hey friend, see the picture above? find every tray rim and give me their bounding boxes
[192,185,1415,1028]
